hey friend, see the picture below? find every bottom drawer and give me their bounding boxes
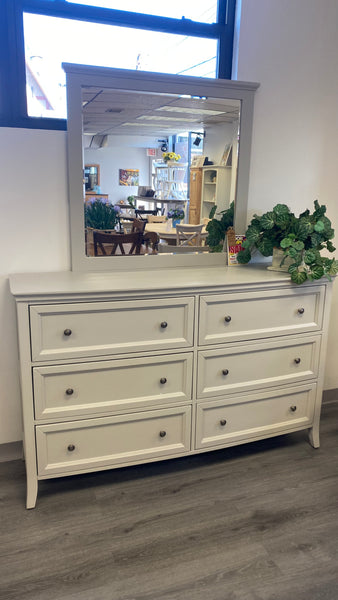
[36,406,191,476]
[196,384,316,450]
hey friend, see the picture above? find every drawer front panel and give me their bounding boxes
[30,297,194,361]
[199,287,325,345]
[33,353,193,419]
[197,336,320,398]
[36,406,191,475]
[196,384,316,449]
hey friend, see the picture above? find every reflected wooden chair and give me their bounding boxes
[132,218,159,253]
[93,230,143,255]
[176,224,204,246]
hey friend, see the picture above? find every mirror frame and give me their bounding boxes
[63,63,259,272]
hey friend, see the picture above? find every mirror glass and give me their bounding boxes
[82,85,241,258]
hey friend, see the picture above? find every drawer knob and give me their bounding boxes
[67,444,76,452]
[159,430,167,438]
[220,419,227,426]
[160,377,167,385]
[224,315,232,323]
[160,321,168,329]
[297,308,305,315]
[294,357,301,364]
[65,388,74,396]
[290,405,297,412]
[64,328,72,336]
[222,369,229,376]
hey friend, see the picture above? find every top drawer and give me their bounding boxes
[30,297,194,361]
[199,286,325,346]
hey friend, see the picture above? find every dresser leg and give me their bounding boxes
[26,478,38,509]
[308,426,320,449]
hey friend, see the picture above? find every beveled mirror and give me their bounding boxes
[64,63,259,271]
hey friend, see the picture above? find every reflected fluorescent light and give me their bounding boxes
[137,115,195,122]
[158,106,226,116]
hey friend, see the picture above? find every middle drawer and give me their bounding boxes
[33,353,193,420]
[197,336,320,398]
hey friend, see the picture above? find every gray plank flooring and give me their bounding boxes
[1,400,338,600]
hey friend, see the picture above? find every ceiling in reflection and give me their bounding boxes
[82,87,240,137]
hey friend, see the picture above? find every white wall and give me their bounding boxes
[84,135,152,203]
[1,0,338,444]
[235,0,338,389]
[0,128,69,443]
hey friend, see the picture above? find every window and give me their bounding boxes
[0,0,236,129]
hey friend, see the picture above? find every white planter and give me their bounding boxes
[267,247,293,272]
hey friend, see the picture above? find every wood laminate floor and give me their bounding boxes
[1,401,338,600]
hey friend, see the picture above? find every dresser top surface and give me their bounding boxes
[9,264,318,300]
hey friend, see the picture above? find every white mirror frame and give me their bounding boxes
[64,63,259,272]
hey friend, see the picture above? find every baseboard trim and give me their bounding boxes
[0,441,23,463]
[322,388,338,404]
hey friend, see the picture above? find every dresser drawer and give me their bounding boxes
[199,287,325,345]
[196,384,316,449]
[197,336,320,398]
[36,406,191,476]
[30,297,194,361]
[33,353,193,419]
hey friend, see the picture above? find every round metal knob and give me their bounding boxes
[220,419,227,426]
[67,444,75,452]
[294,358,301,364]
[64,328,72,336]
[222,369,229,376]
[290,405,297,412]
[297,308,305,314]
[160,377,167,385]
[159,430,167,438]
[224,316,232,323]
[65,388,74,396]
[160,321,168,329]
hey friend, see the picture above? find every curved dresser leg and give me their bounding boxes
[26,478,38,509]
[308,426,320,449]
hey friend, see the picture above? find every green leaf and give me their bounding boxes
[304,249,319,265]
[236,248,251,263]
[327,259,338,276]
[257,237,274,256]
[280,237,293,248]
[311,265,325,280]
[245,225,261,244]
[260,212,275,229]
[326,240,336,253]
[290,270,308,285]
[314,220,325,233]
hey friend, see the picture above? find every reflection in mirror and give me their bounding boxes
[82,86,241,257]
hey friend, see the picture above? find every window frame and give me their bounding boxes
[0,0,236,130]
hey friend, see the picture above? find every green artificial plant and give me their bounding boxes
[206,202,234,252]
[237,201,338,284]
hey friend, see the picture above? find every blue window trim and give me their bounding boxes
[0,0,236,130]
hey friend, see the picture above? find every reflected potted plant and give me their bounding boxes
[85,199,120,230]
[168,207,185,227]
[237,201,337,284]
[205,202,234,252]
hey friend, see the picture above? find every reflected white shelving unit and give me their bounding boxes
[201,165,231,220]
[153,162,188,214]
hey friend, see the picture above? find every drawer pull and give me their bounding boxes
[159,430,167,438]
[222,369,229,376]
[294,357,301,364]
[220,419,227,426]
[297,308,305,314]
[160,321,168,329]
[67,444,76,452]
[224,315,232,323]
[65,388,74,396]
[63,328,72,337]
[290,405,297,412]
[160,377,167,385]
